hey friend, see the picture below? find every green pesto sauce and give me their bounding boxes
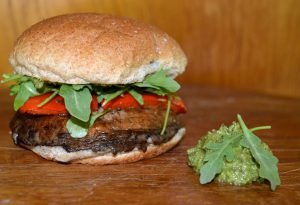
[187,122,270,186]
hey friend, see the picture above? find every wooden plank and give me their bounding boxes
[0,86,300,204]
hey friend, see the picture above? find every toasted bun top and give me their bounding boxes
[9,13,187,84]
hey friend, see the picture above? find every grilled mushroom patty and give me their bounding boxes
[10,107,183,154]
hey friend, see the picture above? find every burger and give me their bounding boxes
[2,13,187,164]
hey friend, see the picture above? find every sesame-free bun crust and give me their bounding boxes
[22,128,185,165]
[9,13,187,84]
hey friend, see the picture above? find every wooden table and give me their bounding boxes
[0,86,299,204]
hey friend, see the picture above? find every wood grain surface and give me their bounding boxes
[0,86,300,205]
[1,0,300,97]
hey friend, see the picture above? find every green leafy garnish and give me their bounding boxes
[128,89,144,105]
[59,85,92,122]
[2,69,182,138]
[2,73,59,110]
[66,110,108,138]
[72,84,85,91]
[38,90,59,107]
[160,96,171,135]
[101,88,127,106]
[145,71,180,93]
[199,133,241,184]
[134,70,180,93]
[14,81,39,110]
[66,116,89,138]
[89,110,109,126]
[237,115,281,191]
[187,114,280,191]
[9,84,20,96]
[1,73,23,83]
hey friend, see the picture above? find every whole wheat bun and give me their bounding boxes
[21,128,185,164]
[9,13,187,84]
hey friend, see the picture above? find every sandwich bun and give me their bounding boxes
[9,13,187,84]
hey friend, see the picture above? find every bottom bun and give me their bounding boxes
[22,128,186,165]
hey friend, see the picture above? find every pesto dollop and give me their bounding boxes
[187,115,280,191]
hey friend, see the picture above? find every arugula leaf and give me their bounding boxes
[72,84,92,91]
[72,84,85,90]
[129,89,144,105]
[134,82,160,90]
[14,81,39,110]
[160,96,171,135]
[97,95,104,103]
[1,73,23,83]
[143,88,167,96]
[38,90,59,107]
[237,114,281,191]
[66,110,108,138]
[143,70,180,93]
[89,110,109,126]
[59,85,92,122]
[9,84,20,96]
[101,89,126,106]
[200,134,241,184]
[159,76,180,93]
[66,117,89,138]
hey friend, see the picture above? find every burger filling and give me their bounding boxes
[10,107,181,153]
[2,70,186,153]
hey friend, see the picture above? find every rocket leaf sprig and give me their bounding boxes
[196,114,280,191]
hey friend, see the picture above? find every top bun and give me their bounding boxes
[9,13,187,84]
